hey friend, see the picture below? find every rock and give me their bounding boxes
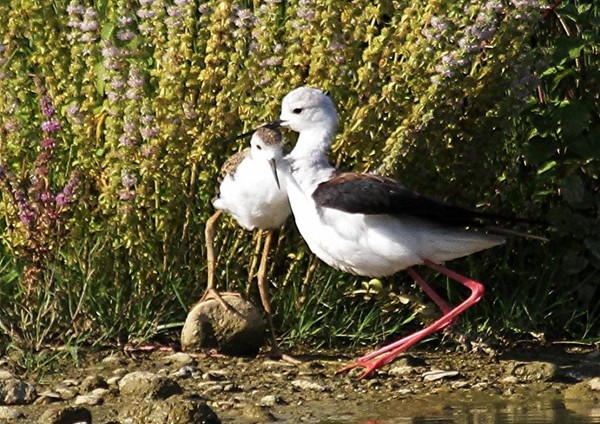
[118,395,221,424]
[164,352,197,366]
[241,404,276,422]
[34,390,62,404]
[181,294,265,356]
[118,371,182,399]
[0,406,25,420]
[170,365,196,379]
[508,361,557,382]
[53,387,76,401]
[74,394,103,406]
[564,377,600,401]
[80,374,108,392]
[291,379,328,392]
[499,376,519,384]
[422,370,460,382]
[38,406,92,424]
[0,378,37,405]
[259,394,282,406]
[388,366,414,376]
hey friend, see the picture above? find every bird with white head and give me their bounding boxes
[266,86,535,378]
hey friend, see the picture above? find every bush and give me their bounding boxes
[0,0,597,356]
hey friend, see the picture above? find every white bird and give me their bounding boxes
[203,126,291,356]
[267,86,532,378]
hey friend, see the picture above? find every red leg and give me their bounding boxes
[406,267,452,315]
[337,260,484,379]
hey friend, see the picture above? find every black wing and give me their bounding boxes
[312,173,514,227]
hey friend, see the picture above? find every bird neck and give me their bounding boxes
[286,127,336,195]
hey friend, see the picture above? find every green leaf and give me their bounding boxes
[526,135,556,165]
[569,135,600,160]
[561,174,593,209]
[557,100,591,140]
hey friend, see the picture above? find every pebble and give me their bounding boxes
[118,371,182,400]
[422,369,460,382]
[0,405,25,420]
[500,376,519,384]
[74,394,103,406]
[164,352,197,366]
[170,365,195,379]
[388,365,414,376]
[80,375,108,392]
[34,390,62,404]
[259,394,279,406]
[0,378,37,405]
[37,406,92,424]
[291,379,328,392]
[509,361,557,382]
[54,387,76,400]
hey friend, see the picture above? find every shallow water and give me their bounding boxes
[315,397,600,424]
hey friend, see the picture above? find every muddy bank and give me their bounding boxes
[1,343,599,423]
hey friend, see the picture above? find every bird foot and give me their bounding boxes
[258,345,303,365]
[336,355,389,380]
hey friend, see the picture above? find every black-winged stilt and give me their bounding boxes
[203,126,291,356]
[266,86,535,378]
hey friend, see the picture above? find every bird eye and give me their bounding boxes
[292,108,303,114]
[256,144,262,150]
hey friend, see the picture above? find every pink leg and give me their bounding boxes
[337,260,484,379]
[406,267,452,315]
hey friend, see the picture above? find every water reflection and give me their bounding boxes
[343,398,600,424]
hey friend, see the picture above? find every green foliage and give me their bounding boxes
[0,0,598,359]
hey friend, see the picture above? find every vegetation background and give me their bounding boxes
[0,0,598,367]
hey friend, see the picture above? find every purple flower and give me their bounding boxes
[40,190,52,203]
[141,114,154,125]
[141,127,159,138]
[140,145,158,157]
[118,16,134,26]
[125,89,141,100]
[40,137,57,149]
[4,120,20,132]
[259,57,282,68]
[19,209,36,225]
[39,96,55,118]
[127,68,144,88]
[66,2,85,15]
[297,9,315,20]
[101,44,120,59]
[123,121,137,133]
[137,8,157,19]
[41,119,61,133]
[55,193,67,207]
[121,172,137,188]
[119,134,136,147]
[119,189,135,201]
[117,29,135,41]
[167,5,183,17]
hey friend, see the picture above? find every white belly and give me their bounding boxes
[286,179,504,277]
[213,159,291,230]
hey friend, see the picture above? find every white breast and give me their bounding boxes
[213,158,291,230]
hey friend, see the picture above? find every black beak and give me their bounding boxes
[269,159,281,189]
[222,120,284,143]
[261,120,283,130]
